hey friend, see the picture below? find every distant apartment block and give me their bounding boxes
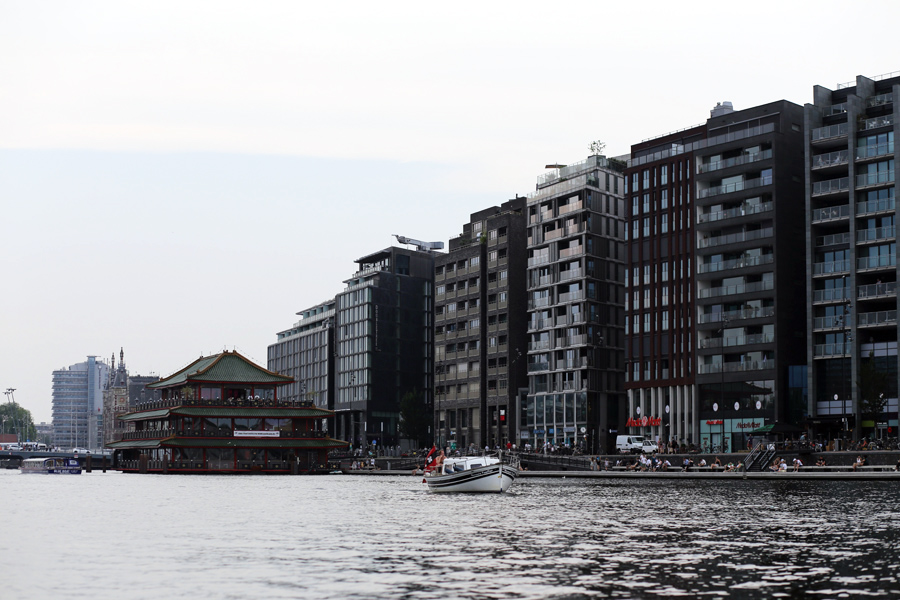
[52,356,108,450]
[805,72,900,441]
[524,155,627,453]
[434,198,528,450]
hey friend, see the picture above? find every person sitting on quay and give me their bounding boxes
[712,457,722,470]
[698,458,708,468]
[724,462,736,472]
[853,455,866,471]
[895,457,900,472]
[769,458,781,472]
[816,456,827,467]
[793,458,803,472]
[660,458,671,471]
[682,457,694,472]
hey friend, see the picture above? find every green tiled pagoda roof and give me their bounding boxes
[106,437,347,450]
[148,351,293,389]
[118,406,332,422]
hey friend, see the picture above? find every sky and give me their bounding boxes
[2,0,899,424]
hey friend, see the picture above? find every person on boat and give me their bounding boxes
[432,450,446,473]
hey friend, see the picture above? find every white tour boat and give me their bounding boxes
[424,454,518,493]
[20,457,82,474]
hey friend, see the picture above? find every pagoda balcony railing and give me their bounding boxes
[121,429,329,440]
[858,281,897,299]
[134,398,316,411]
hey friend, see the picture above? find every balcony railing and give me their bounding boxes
[813,259,851,275]
[699,175,772,199]
[856,142,894,161]
[812,204,851,222]
[813,288,850,303]
[815,232,852,247]
[697,306,775,324]
[867,92,893,108]
[812,123,849,142]
[698,254,774,274]
[856,196,896,216]
[812,150,849,170]
[858,281,897,299]
[699,227,773,249]
[559,245,584,258]
[857,226,896,243]
[699,149,773,173]
[814,315,850,330]
[856,170,895,188]
[528,254,551,267]
[860,114,894,131]
[698,279,774,299]
[858,310,897,327]
[826,102,848,115]
[857,255,897,270]
[700,333,773,349]
[812,177,850,196]
[698,201,773,224]
[814,342,849,357]
[698,360,771,375]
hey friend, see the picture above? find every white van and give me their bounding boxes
[616,435,645,454]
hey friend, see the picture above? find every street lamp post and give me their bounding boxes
[4,388,19,444]
[836,291,852,441]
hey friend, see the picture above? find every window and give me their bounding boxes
[661,165,668,185]
[489,229,498,240]
[470,257,480,268]
[661,213,668,233]
[488,250,497,262]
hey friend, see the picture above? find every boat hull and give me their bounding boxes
[426,463,518,493]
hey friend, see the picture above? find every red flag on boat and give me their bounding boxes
[421,445,437,482]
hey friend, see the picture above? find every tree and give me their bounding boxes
[398,389,429,448]
[857,351,890,421]
[0,402,36,442]
[588,140,606,155]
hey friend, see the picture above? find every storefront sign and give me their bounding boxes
[735,421,761,429]
[706,420,724,425]
[627,416,662,427]
[234,430,281,438]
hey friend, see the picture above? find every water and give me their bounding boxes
[3,469,899,599]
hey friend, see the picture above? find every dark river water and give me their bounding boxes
[2,470,898,599]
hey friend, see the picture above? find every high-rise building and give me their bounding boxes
[52,356,108,450]
[805,72,900,442]
[269,245,435,452]
[627,100,808,452]
[523,155,627,453]
[434,198,528,451]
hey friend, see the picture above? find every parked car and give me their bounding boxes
[616,435,645,454]
[641,440,659,454]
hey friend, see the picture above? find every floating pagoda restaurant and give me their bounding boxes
[107,350,347,474]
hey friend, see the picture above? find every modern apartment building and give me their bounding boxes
[626,123,705,448]
[269,246,435,451]
[805,72,900,442]
[627,100,808,452]
[52,356,108,450]
[434,198,528,451]
[524,155,627,454]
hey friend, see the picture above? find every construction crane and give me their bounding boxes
[393,234,444,253]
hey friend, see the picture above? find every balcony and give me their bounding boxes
[697,305,775,324]
[527,362,550,373]
[858,281,897,299]
[856,196,896,216]
[812,177,850,197]
[856,170,895,189]
[858,310,897,327]
[699,149,773,173]
[860,114,894,131]
[867,92,893,108]
[698,254,774,274]
[559,268,583,282]
[529,340,550,352]
[811,123,849,143]
[698,200,773,224]
[856,142,894,161]
[557,201,584,216]
[699,227,773,249]
[813,259,851,276]
[698,360,771,375]
[813,288,850,303]
[857,226,896,244]
[528,254,551,268]
[812,149,849,170]
[815,232,852,247]
[812,204,851,223]
[826,102,848,116]
[700,333,773,349]
[698,278,774,299]
[558,290,585,303]
[814,342,849,358]
[814,315,848,330]
[559,245,584,258]
[698,175,772,199]
[857,255,897,271]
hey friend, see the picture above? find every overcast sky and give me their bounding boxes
[2,1,898,424]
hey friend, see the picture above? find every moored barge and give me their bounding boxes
[106,350,347,473]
